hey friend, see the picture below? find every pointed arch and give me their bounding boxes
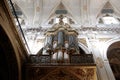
[109,0,120,16]
[96,1,113,19]
[62,0,81,24]
[41,0,61,25]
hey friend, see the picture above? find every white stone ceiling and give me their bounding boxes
[9,0,120,54]
[12,0,120,27]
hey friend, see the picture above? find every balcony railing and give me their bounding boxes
[27,54,95,66]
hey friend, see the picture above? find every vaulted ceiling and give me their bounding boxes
[8,0,120,54]
[12,0,120,27]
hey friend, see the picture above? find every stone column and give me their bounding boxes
[104,60,115,80]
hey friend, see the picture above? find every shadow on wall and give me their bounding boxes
[0,25,19,80]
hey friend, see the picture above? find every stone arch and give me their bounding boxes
[107,41,120,80]
[0,25,19,80]
[100,38,120,80]
[79,42,89,54]
[102,38,120,60]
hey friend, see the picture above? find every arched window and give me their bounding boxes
[55,16,68,24]
[98,14,120,25]
[102,16,119,24]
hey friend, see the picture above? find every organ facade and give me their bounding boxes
[25,15,97,80]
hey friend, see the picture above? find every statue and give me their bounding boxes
[58,15,64,25]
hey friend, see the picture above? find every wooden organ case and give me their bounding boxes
[25,15,97,80]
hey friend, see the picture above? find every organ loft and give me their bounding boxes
[25,15,97,80]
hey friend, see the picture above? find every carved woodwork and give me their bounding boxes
[25,65,97,80]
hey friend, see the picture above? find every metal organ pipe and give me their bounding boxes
[68,35,74,46]
[58,31,64,46]
[53,35,57,49]
[44,37,48,46]
[49,35,53,46]
[57,50,63,61]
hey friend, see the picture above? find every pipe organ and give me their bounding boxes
[26,15,97,80]
[40,23,80,63]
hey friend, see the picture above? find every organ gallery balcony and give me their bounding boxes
[28,54,95,66]
[25,54,97,80]
[25,15,97,80]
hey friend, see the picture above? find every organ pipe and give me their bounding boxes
[40,15,79,63]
